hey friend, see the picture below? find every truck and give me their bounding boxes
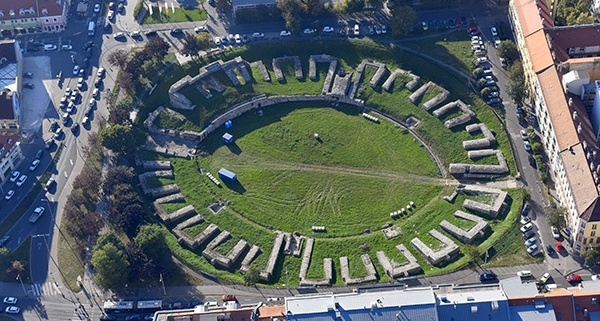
[87,21,95,36]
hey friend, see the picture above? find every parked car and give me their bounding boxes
[520,129,528,140]
[523,141,531,152]
[97,67,105,78]
[479,273,497,282]
[92,88,100,98]
[551,226,560,239]
[280,30,291,37]
[72,65,80,75]
[222,294,236,302]
[546,244,556,256]
[144,30,158,37]
[520,222,534,233]
[567,274,582,284]
[252,32,264,38]
[194,26,207,33]
[540,272,551,284]
[94,3,101,12]
[521,203,531,216]
[23,72,34,78]
[44,138,55,150]
[523,230,535,240]
[3,297,17,304]
[322,26,334,33]
[71,122,80,133]
[528,154,537,168]
[61,44,72,51]
[517,270,532,278]
[35,149,43,159]
[44,44,57,51]
[520,216,531,225]
[4,190,14,200]
[524,236,537,247]
[353,24,360,36]
[486,98,502,105]
[491,26,498,37]
[24,83,34,89]
[113,32,126,40]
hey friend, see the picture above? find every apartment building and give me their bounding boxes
[509,0,600,253]
[0,0,69,36]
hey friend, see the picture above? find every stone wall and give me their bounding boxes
[375,244,421,278]
[411,229,460,266]
[339,254,378,285]
[260,232,285,282]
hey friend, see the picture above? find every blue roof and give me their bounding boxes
[286,305,438,321]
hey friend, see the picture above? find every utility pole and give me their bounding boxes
[16,274,27,296]
[483,248,489,271]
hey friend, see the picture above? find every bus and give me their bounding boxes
[137,300,163,311]
[103,300,134,314]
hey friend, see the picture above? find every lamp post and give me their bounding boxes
[16,274,27,296]
[159,273,166,296]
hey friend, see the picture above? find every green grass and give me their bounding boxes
[0,237,31,283]
[141,7,207,24]
[57,227,84,292]
[402,30,475,74]
[135,39,528,286]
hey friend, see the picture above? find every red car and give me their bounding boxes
[222,294,236,302]
[467,26,478,34]
[556,242,566,252]
[567,274,582,283]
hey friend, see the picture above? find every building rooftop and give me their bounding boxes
[500,277,540,298]
[526,30,554,74]
[512,0,553,37]
[231,0,277,8]
[0,0,64,21]
[508,303,557,321]
[537,67,580,151]
[547,25,600,63]
[561,143,599,218]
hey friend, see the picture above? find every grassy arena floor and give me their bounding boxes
[136,40,534,285]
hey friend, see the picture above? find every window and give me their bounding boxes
[591,238,595,244]
[593,224,597,230]
[592,231,596,237]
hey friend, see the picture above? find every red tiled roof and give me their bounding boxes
[548,25,600,63]
[0,0,63,21]
[512,0,554,37]
[525,29,554,74]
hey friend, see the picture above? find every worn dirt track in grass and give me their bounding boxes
[229,158,458,186]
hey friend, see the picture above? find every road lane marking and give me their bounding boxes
[64,171,68,178]
[70,159,73,166]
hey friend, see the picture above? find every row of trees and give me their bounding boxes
[554,0,594,26]
[92,225,172,289]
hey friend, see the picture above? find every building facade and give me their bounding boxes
[0,0,68,36]
[509,0,600,253]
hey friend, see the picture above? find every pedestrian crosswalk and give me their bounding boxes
[30,282,62,296]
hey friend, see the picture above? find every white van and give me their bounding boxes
[517,270,532,278]
[545,284,558,291]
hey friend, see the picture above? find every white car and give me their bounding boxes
[61,44,72,51]
[9,171,20,182]
[73,65,80,75]
[214,37,222,45]
[3,297,17,304]
[491,26,498,37]
[519,216,531,225]
[540,272,551,284]
[5,306,19,314]
[194,26,207,33]
[517,270,532,278]
[520,129,528,140]
[527,244,539,255]
[524,236,537,247]
[16,174,27,187]
[94,3,101,12]
[280,30,291,36]
[92,88,100,98]
[252,32,264,38]
[97,67,105,78]
[353,24,360,36]
[520,222,534,233]
[113,32,126,39]
[43,44,57,51]
[322,26,334,33]
[4,190,14,200]
[29,159,40,171]
[29,206,45,223]
[303,28,316,34]
[234,34,242,44]
[477,57,488,64]
[551,226,560,239]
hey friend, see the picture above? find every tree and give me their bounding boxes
[507,61,526,103]
[144,36,169,60]
[278,0,303,33]
[5,260,25,279]
[95,231,124,251]
[547,207,567,229]
[99,124,134,154]
[497,40,519,64]
[582,247,600,266]
[196,33,212,51]
[103,166,136,195]
[302,0,323,16]
[125,241,155,282]
[243,266,261,285]
[181,33,200,58]
[389,5,417,37]
[480,87,491,98]
[118,71,135,93]
[134,225,168,263]
[107,49,129,68]
[92,243,130,289]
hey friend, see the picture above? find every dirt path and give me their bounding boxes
[225,157,458,186]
